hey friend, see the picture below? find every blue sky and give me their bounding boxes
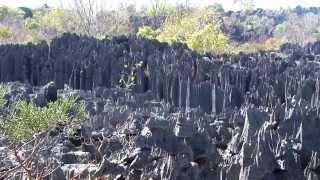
[0,0,320,10]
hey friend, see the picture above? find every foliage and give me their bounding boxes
[273,12,320,46]
[187,24,229,54]
[24,8,78,42]
[24,33,42,43]
[24,18,39,30]
[40,8,68,32]
[136,26,159,39]
[156,7,229,54]
[234,42,267,53]
[32,8,69,37]
[0,84,8,109]
[0,6,23,21]
[145,0,175,17]
[264,37,285,50]
[95,6,133,37]
[0,26,14,40]
[119,61,144,90]
[2,96,87,142]
[233,37,285,53]
[273,23,287,35]
[1,3,320,52]
[158,7,221,43]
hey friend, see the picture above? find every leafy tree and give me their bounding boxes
[73,0,98,36]
[29,8,74,42]
[187,24,229,54]
[273,12,320,46]
[95,5,134,38]
[156,7,230,54]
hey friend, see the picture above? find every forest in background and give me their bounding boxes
[0,0,320,54]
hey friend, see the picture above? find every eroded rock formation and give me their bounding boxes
[1,34,320,179]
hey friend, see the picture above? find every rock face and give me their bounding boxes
[1,34,320,179]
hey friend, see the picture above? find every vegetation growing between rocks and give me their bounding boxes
[0,84,7,109]
[2,96,87,142]
[119,61,144,90]
[0,84,88,149]
[0,83,88,179]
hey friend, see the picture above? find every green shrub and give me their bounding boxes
[0,26,14,40]
[24,18,40,30]
[119,61,144,90]
[155,7,229,54]
[136,26,159,39]
[187,24,229,54]
[2,96,87,142]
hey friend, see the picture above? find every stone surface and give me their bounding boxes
[1,34,320,179]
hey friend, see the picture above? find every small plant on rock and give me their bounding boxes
[119,61,144,91]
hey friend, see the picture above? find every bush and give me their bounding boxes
[136,26,159,39]
[24,18,40,30]
[0,26,14,40]
[156,14,193,44]
[2,96,87,142]
[187,24,229,54]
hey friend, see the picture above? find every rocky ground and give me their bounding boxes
[0,34,320,179]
